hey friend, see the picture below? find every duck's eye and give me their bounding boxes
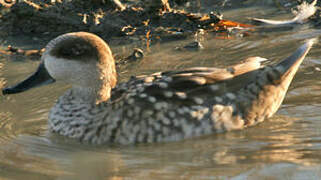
[51,39,96,61]
[61,43,89,57]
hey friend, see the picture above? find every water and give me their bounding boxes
[0,3,321,180]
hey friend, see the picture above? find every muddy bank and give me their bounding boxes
[0,0,319,55]
[0,0,222,46]
[2,0,318,44]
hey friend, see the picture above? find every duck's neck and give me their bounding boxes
[71,84,112,104]
[69,59,117,104]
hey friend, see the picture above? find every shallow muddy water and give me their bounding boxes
[1,3,321,180]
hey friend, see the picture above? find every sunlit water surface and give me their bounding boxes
[0,3,321,180]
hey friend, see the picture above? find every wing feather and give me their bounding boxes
[111,57,266,103]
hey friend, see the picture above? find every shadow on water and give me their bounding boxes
[0,1,321,179]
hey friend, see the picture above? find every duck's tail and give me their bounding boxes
[241,38,316,125]
[275,38,316,84]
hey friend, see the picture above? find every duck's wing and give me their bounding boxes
[111,57,266,104]
[159,56,267,90]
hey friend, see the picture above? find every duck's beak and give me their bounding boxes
[2,62,55,95]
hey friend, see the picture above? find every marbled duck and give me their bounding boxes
[2,32,315,144]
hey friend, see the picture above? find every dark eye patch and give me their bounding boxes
[50,38,98,61]
[60,43,89,56]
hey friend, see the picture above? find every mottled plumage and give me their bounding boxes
[2,32,315,144]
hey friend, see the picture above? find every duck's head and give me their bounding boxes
[2,32,117,103]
